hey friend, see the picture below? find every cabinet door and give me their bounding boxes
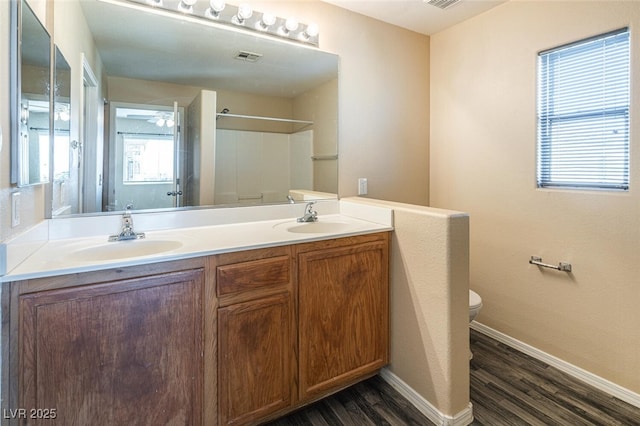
[218,293,293,425]
[298,239,389,399]
[19,269,203,426]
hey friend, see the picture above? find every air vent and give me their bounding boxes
[425,0,461,10]
[234,51,263,62]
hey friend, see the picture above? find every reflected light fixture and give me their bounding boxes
[153,112,175,128]
[125,0,320,46]
[55,105,70,122]
[205,0,225,19]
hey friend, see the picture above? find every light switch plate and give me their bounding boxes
[11,192,21,227]
[358,178,368,196]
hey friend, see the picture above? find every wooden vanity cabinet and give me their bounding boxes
[7,232,389,426]
[297,233,390,401]
[13,259,207,426]
[215,246,296,426]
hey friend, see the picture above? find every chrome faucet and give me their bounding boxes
[108,205,146,241]
[297,201,318,223]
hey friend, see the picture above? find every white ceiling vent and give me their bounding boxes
[425,0,462,10]
[234,51,263,62]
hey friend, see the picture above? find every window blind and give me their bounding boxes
[537,28,630,190]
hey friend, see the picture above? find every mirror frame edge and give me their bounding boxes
[9,0,20,185]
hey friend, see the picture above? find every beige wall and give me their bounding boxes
[348,197,470,418]
[430,0,640,394]
[294,78,338,193]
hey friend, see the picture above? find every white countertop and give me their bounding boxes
[2,200,394,281]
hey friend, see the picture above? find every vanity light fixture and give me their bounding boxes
[204,0,225,19]
[122,0,320,46]
[231,3,252,25]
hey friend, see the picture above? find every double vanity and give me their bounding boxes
[1,200,393,425]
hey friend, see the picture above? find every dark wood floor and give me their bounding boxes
[469,329,640,425]
[266,375,430,425]
[266,329,640,425]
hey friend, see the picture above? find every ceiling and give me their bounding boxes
[323,0,507,35]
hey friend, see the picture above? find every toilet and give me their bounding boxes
[469,289,483,323]
[469,289,483,359]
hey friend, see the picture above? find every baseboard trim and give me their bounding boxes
[471,321,640,408]
[379,368,474,426]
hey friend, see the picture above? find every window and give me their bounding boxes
[123,136,174,183]
[537,28,630,190]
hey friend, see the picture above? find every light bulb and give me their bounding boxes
[256,12,276,30]
[304,23,319,37]
[146,0,162,6]
[205,0,225,18]
[156,118,165,127]
[285,17,299,32]
[279,17,299,36]
[167,119,175,128]
[232,3,253,25]
[178,0,197,13]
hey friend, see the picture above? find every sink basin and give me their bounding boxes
[72,239,183,261]
[275,220,355,234]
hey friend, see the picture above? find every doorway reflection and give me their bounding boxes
[107,103,182,211]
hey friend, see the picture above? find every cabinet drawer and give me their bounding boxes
[217,255,290,297]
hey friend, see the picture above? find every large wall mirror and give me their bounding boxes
[10,0,52,187]
[51,0,339,217]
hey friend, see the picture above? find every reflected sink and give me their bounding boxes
[72,239,183,261]
[275,220,355,234]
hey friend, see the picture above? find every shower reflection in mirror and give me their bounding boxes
[106,99,320,211]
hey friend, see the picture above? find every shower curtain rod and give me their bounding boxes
[216,112,313,125]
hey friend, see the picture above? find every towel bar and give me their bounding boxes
[529,256,572,272]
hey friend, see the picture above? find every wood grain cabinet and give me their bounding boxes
[7,233,390,426]
[16,263,205,426]
[215,247,296,426]
[297,233,390,401]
